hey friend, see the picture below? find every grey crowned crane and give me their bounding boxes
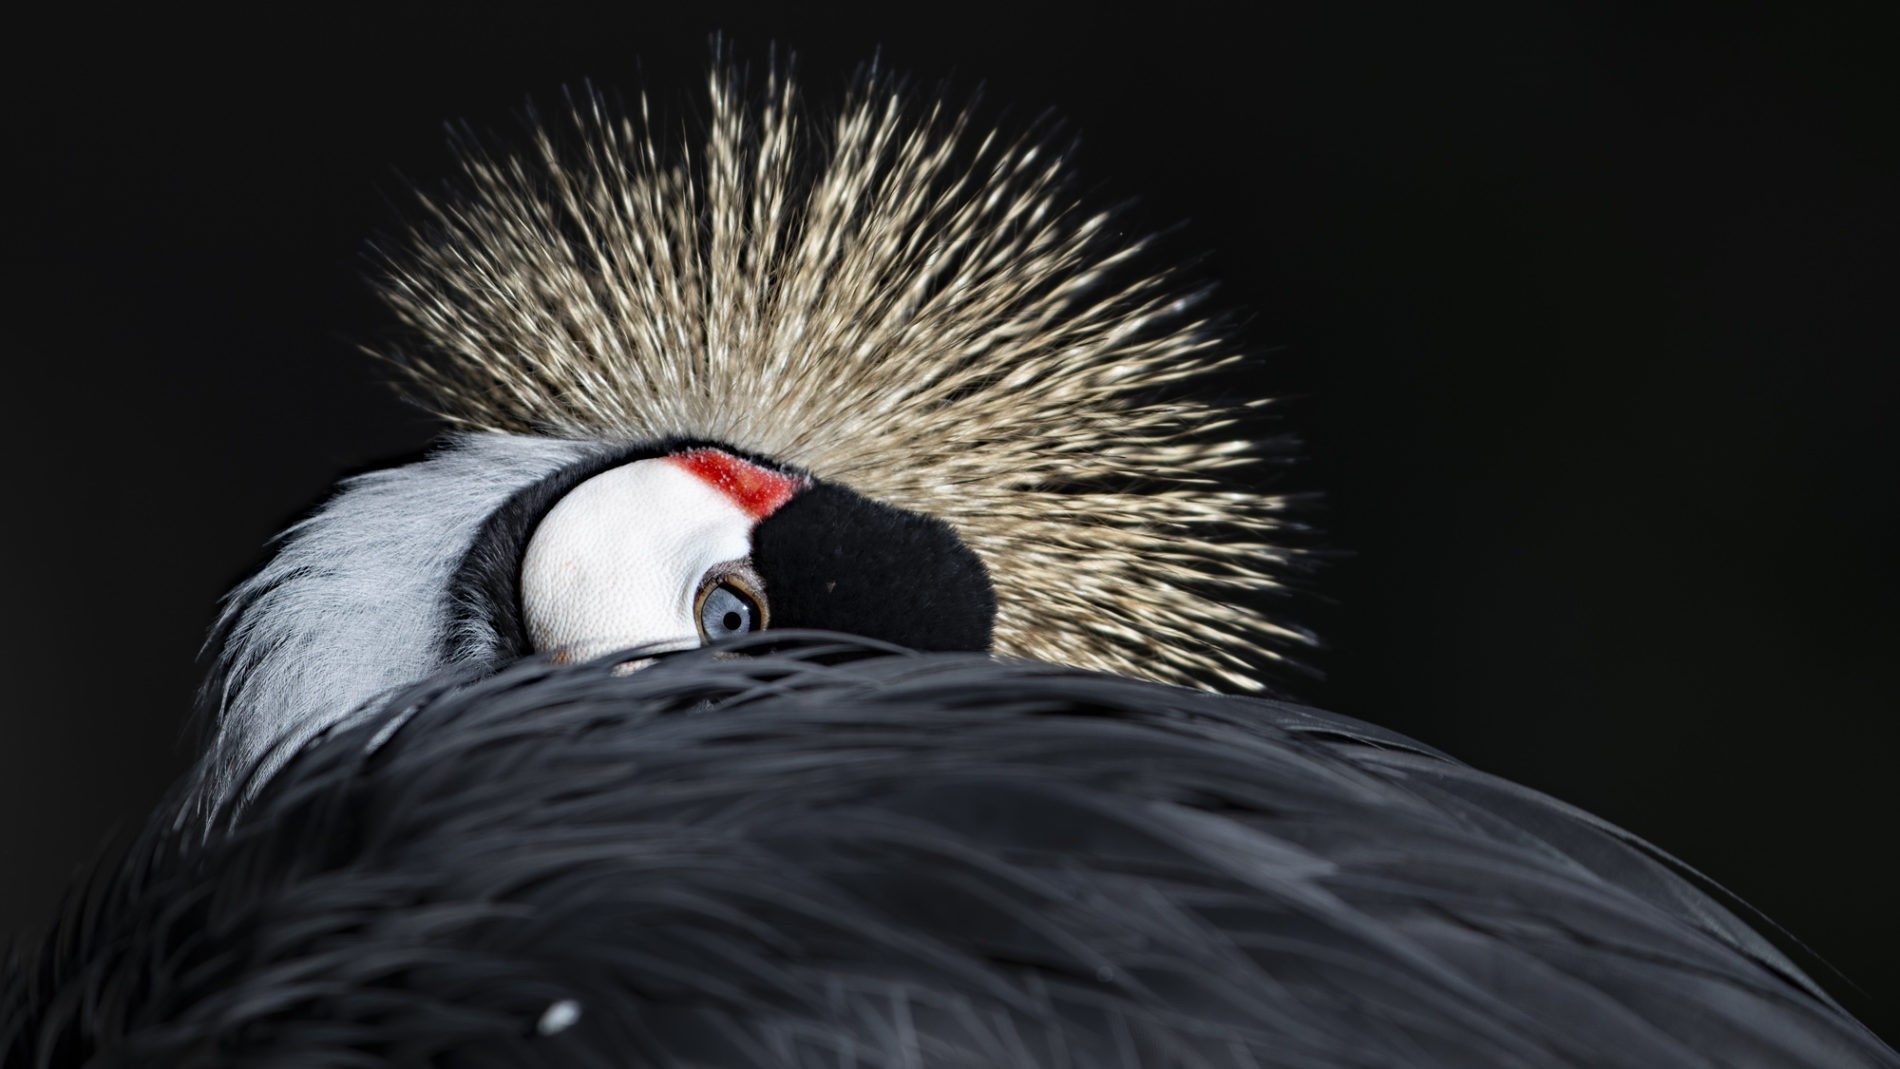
[4,60,1892,1067]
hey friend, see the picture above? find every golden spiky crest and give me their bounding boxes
[374,60,1306,690]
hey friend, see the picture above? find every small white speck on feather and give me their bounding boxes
[537,998,582,1036]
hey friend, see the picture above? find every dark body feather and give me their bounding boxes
[7,637,1892,1067]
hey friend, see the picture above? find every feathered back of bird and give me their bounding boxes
[371,56,1305,689]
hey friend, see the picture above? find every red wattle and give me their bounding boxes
[667,449,805,521]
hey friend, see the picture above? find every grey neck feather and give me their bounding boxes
[195,431,602,813]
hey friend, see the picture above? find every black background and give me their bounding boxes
[11,2,1896,1040]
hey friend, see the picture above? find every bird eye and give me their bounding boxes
[695,572,767,643]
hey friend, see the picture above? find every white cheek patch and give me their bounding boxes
[521,458,758,663]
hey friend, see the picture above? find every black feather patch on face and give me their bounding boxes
[751,483,996,652]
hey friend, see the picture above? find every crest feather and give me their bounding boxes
[373,59,1308,689]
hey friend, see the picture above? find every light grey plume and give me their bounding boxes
[198,432,600,806]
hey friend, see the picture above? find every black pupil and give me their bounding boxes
[702,584,756,638]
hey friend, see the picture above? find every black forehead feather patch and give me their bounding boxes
[751,483,996,653]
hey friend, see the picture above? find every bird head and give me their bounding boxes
[464,443,994,669]
[196,59,1306,808]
